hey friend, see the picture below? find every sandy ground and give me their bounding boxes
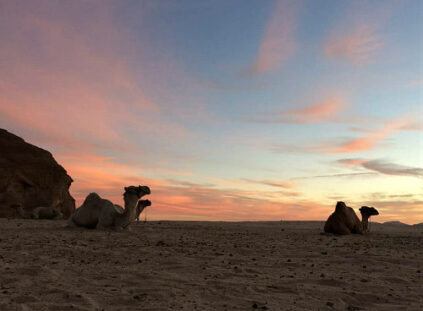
[0,220,422,311]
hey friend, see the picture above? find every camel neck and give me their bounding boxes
[361,214,370,231]
[116,197,138,227]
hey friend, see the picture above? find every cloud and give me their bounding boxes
[251,0,298,74]
[0,1,194,155]
[338,158,423,177]
[324,25,383,64]
[253,94,348,124]
[283,95,347,123]
[328,118,409,153]
[293,172,376,180]
[241,178,296,189]
[404,79,423,89]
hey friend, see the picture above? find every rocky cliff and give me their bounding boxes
[0,129,75,218]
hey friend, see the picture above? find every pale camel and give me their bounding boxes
[18,205,63,220]
[17,199,63,220]
[67,185,150,229]
[359,206,379,233]
[324,201,378,235]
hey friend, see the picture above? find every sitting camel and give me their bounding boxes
[17,199,64,220]
[68,185,150,230]
[324,201,379,235]
[113,199,151,222]
[18,205,63,220]
[359,206,379,233]
[136,200,151,222]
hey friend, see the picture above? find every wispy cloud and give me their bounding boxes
[253,94,348,124]
[283,95,347,123]
[325,25,383,64]
[251,0,298,74]
[0,1,194,154]
[293,172,376,180]
[242,178,296,189]
[338,158,423,177]
[328,118,409,153]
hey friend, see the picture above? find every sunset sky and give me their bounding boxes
[1,0,422,223]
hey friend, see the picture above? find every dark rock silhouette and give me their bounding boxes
[0,129,75,218]
[324,201,364,235]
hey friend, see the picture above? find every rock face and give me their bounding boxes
[0,129,75,218]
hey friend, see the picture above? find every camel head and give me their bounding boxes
[124,185,151,198]
[359,206,378,233]
[138,199,152,208]
[123,185,151,209]
[359,206,379,218]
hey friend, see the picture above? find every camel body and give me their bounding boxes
[18,205,63,220]
[68,185,150,229]
[324,202,364,235]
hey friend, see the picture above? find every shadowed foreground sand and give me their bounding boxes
[0,220,422,311]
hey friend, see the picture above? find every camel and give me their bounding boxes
[18,205,63,220]
[67,185,150,230]
[359,206,379,233]
[136,199,151,222]
[324,201,379,235]
[17,199,64,220]
[113,199,151,222]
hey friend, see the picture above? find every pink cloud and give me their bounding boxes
[337,158,368,167]
[325,25,383,64]
[284,95,347,123]
[0,1,195,154]
[328,118,409,154]
[252,93,348,124]
[241,178,297,190]
[252,0,298,74]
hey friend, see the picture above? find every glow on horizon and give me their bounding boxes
[0,0,422,224]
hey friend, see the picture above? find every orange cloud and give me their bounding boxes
[252,93,348,124]
[252,0,298,74]
[325,25,382,64]
[0,1,194,155]
[337,158,368,167]
[329,118,409,153]
[285,95,347,123]
[242,178,296,190]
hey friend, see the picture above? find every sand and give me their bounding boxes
[0,219,422,311]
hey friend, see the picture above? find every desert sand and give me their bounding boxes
[0,219,422,311]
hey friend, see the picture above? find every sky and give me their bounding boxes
[1,0,422,223]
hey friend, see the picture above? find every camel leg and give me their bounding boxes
[67,216,78,228]
[335,222,352,235]
[31,209,40,219]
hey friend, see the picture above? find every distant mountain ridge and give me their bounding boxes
[383,221,410,226]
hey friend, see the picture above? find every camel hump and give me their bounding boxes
[83,193,101,204]
[335,201,347,212]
